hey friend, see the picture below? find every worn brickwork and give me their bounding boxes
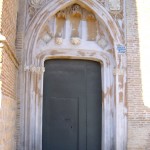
[127,0,150,149]
[0,48,18,150]
[1,0,18,51]
[0,0,18,150]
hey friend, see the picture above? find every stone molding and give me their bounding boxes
[113,68,125,75]
[24,49,117,150]
[108,0,121,11]
[20,1,127,150]
[71,37,81,45]
[24,65,45,73]
[55,37,63,45]
[70,4,82,16]
[29,0,46,8]
[0,34,19,68]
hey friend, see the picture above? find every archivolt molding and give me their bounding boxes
[24,49,114,74]
[27,0,105,18]
[25,0,124,64]
[29,0,46,8]
[21,1,127,150]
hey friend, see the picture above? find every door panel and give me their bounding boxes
[42,60,102,150]
[43,97,79,150]
[86,61,102,150]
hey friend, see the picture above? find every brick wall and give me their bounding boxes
[1,0,18,51]
[126,0,150,149]
[0,0,18,150]
[0,49,18,150]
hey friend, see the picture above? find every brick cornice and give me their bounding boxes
[0,34,19,68]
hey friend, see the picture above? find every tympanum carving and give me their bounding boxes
[36,4,114,48]
[55,11,66,44]
[55,37,63,45]
[70,4,82,41]
[86,13,97,41]
[71,37,81,45]
[97,37,108,48]
[55,11,66,37]
[37,23,53,46]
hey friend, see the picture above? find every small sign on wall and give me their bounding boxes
[117,44,126,54]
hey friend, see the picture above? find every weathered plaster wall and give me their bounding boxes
[0,0,19,150]
[1,0,18,51]
[126,0,150,149]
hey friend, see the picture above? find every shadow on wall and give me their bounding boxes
[127,0,150,149]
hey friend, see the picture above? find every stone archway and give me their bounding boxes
[21,1,127,150]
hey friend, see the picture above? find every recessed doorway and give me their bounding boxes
[42,59,102,150]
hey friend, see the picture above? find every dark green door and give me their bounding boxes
[42,60,102,150]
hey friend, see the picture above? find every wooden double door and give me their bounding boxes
[42,59,102,150]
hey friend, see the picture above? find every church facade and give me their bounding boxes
[0,0,150,150]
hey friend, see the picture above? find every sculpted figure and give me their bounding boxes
[86,13,97,41]
[70,4,82,38]
[55,11,66,38]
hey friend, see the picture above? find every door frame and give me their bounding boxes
[24,49,120,150]
[19,0,127,150]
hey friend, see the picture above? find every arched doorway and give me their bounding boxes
[21,1,127,150]
[43,59,102,150]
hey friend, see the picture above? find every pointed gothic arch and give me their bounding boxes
[21,1,127,150]
[25,0,123,64]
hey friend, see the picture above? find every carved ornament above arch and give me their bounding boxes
[29,0,46,8]
[29,4,115,63]
[25,0,125,65]
[26,0,124,37]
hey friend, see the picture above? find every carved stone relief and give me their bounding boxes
[24,65,45,74]
[28,6,37,19]
[29,0,46,8]
[107,0,124,31]
[37,20,53,48]
[27,0,47,23]
[55,11,66,38]
[70,4,82,40]
[96,21,112,49]
[86,13,97,41]
[27,1,124,45]
[55,37,63,45]
[40,25,52,43]
[71,37,81,45]
[28,0,47,19]
[97,37,108,48]
[27,0,124,41]
[55,11,66,45]
[36,4,113,48]
[108,0,121,11]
